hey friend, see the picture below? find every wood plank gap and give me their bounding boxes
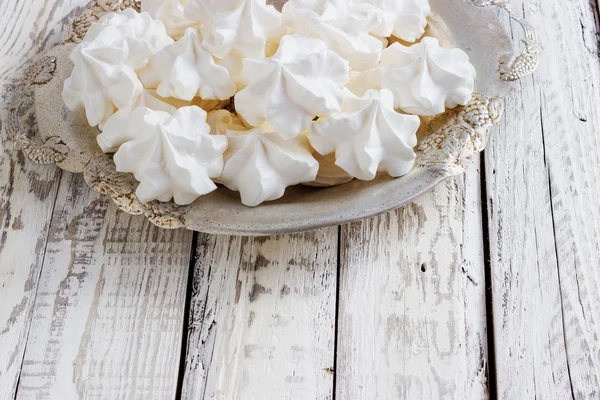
[196,237,219,400]
[479,153,497,400]
[11,169,63,400]
[589,0,600,57]
[332,225,342,400]
[539,105,576,400]
[176,231,200,400]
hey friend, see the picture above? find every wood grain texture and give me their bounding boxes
[486,0,600,398]
[336,160,489,400]
[181,230,338,400]
[3,1,599,399]
[0,1,89,398]
[15,172,193,400]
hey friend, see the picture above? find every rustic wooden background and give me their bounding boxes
[1,0,599,399]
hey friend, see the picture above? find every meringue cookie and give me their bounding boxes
[98,89,188,153]
[305,152,354,187]
[215,41,280,89]
[90,9,174,70]
[141,0,201,39]
[215,53,245,89]
[282,0,383,71]
[139,28,237,101]
[360,0,430,42]
[309,89,420,180]
[112,106,227,205]
[186,0,286,59]
[235,33,350,139]
[218,124,319,206]
[379,38,476,116]
[98,91,227,152]
[62,9,173,127]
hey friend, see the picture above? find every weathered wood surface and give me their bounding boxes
[181,230,338,400]
[2,0,600,399]
[485,0,600,398]
[336,160,489,400]
[0,1,90,398]
[14,173,193,399]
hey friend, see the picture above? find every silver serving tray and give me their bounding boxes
[7,0,539,235]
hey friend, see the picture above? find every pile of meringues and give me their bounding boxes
[63,0,476,207]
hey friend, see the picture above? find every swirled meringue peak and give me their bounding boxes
[380,37,476,116]
[360,0,430,42]
[217,120,319,206]
[186,0,286,59]
[97,89,190,153]
[62,9,173,127]
[235,33,350,139]
[112,106,228,205]
[282,0,383,71]
[309,89,420,180]
[139,28,237,101]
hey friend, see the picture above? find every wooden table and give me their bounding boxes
[1,0,599,399]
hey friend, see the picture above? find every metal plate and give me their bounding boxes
[9,0,538,235]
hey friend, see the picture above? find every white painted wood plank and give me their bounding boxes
[15,172,193,400]
[336,160,489,400]
[181,230,338,400]
[486,0,600,398]
[0,1,89,398]
[484,64,572,398]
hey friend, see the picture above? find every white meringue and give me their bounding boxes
[360,0,430,42]
[346,68,382,97]
[141,0,201,39]
[282,0,383,71]
[309,89,420,180]
[215,41,280,89]
[97,90,189,153]
[139,28,237,101]
[380,38,476,116]
[99,90,230,152]
[307,152,354,187]
[218,121,319,206]
[186,0,286,59]
[215,53,245,89]
[235,33,350,139]
[112,106,228,205]
[62,9,173,127]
